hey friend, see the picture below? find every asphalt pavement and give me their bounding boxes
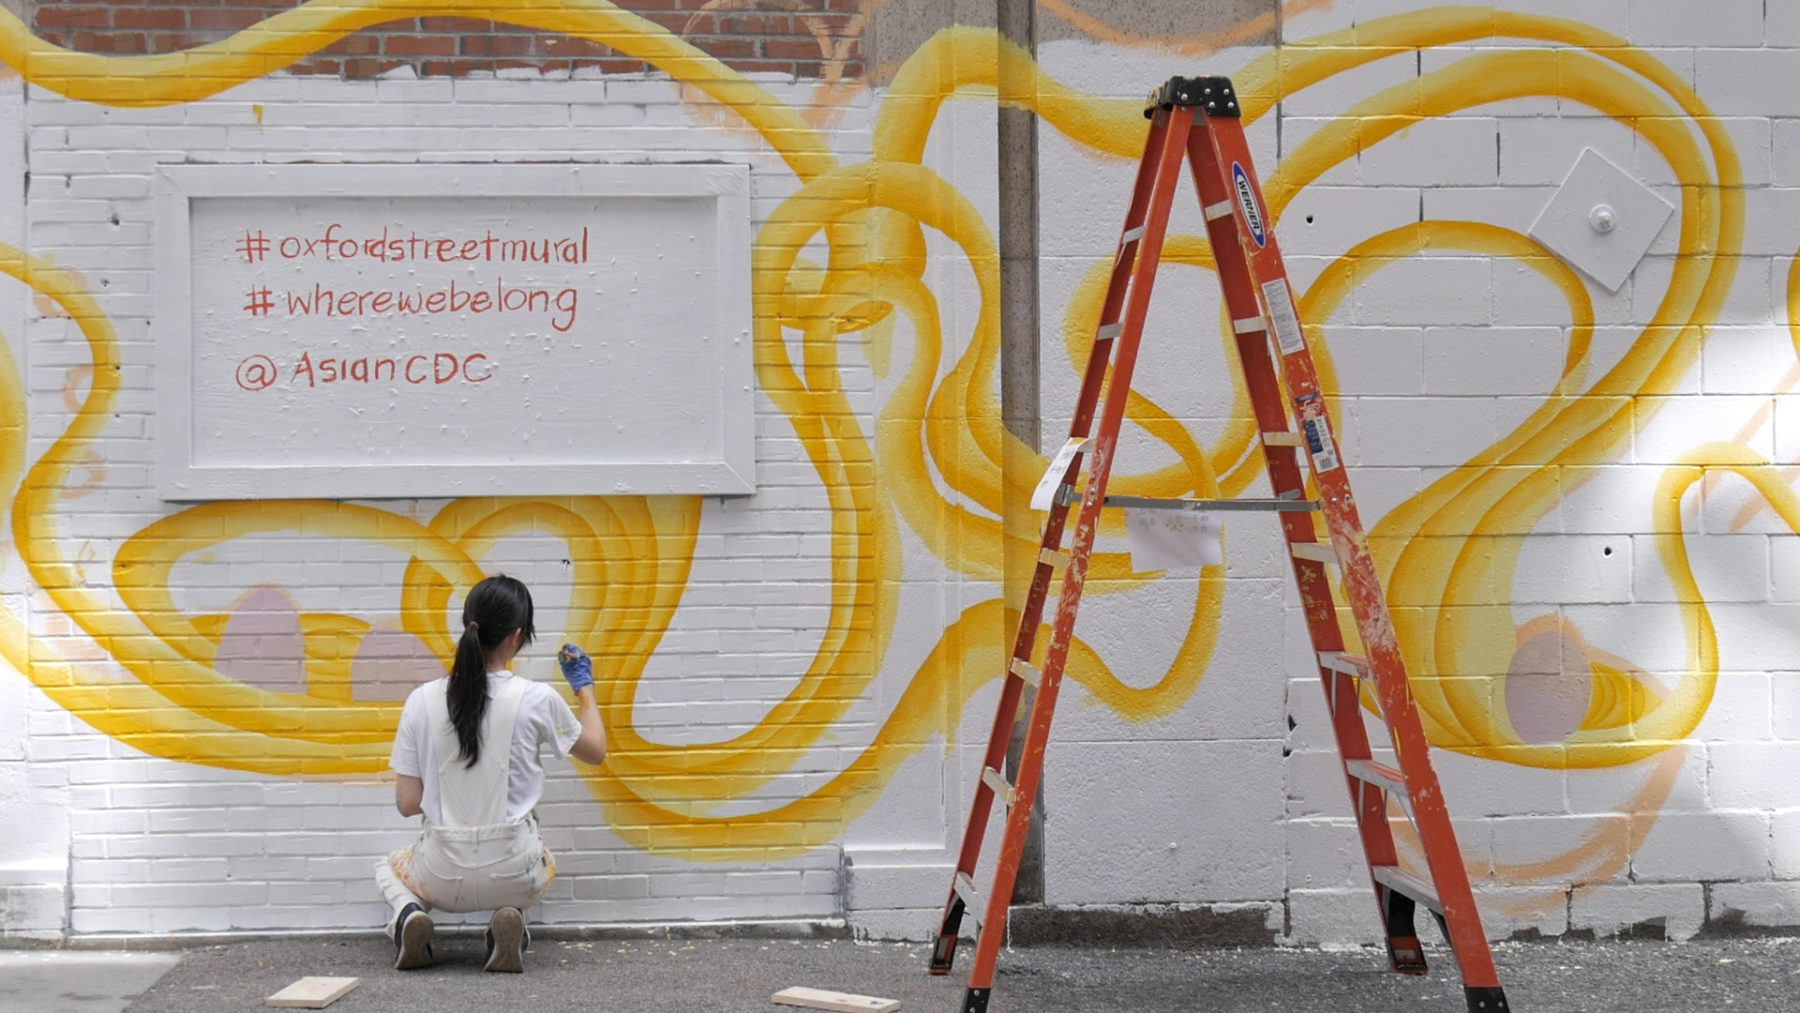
[4,931,1781,1013]
[6,932,1799,1012]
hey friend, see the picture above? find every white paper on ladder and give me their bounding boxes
[1030,438,1089,511]
[1261,278,1306,355]
[1125,508,1223,570]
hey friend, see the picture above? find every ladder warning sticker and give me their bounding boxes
[1261,279,1306,355]
[1298,402,1341,474]
[1031,437,1089,511]
[1231,163,1267,247]
[1126,508,1223,571]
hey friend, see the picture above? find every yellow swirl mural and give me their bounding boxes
[0,2,1783,873]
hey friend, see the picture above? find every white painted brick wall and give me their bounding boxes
[13,64,877,938]
[5,0,1800,949]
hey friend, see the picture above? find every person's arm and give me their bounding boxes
[559,644,608,766]
[569,685,607,765]
[391,691,426,817]
[395,774,425,817]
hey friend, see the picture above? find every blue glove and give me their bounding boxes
[558,643,594,693]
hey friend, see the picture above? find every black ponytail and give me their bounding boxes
[447,574,536,768]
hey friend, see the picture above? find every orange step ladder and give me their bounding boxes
[924,76,1510,1013]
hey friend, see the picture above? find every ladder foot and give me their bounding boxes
[1386,936,1428,975]
[928,934,958,975]
[961,987,992,1013]
[1464,985,1509,1012]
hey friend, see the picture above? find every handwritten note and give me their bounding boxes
[1031,438,1090,511]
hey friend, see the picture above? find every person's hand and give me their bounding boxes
[558,644,594,693]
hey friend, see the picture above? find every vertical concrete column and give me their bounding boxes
[995,0,1044,905]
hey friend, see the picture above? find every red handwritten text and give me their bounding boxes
[290,351,493,388]
[272,225,589,265]
[275,277,579,332]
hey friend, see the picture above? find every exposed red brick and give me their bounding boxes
[71,30,147,53]
[461,32,533,57]
[343,57,408,80]
[320,32,379,57]
[382,34,457,58]
[189,8,263,33]
[419,59,482,77]
[764,38,828,61]
[112,8,186,30]
[699,37,756,60]
[537,35,614,59]
[722,14,795,35]
[35,7,111,30]
[32,0,865,80]
[149,32,206,54]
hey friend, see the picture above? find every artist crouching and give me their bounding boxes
[373,575,607,972]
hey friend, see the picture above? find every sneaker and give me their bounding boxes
[484,906,526,973]
[392,903,435,970]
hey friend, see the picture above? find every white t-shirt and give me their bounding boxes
[390,670,582,825]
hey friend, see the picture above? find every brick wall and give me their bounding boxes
[31,0,867,79]
[13,55,880,933]
[6,0,1800,947]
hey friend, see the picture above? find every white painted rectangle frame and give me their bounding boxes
[153,162,756,501]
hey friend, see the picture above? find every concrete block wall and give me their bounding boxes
[2,0,1797,947]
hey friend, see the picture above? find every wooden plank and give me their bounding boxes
[265,977,359,1009]
[771,985,900,1013]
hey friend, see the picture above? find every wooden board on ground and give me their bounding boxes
[266,976,360,1009]
[772,985,900,1013]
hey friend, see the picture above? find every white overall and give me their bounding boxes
[375,676,555,932]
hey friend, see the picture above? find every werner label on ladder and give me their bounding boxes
[925,74,1509,1013]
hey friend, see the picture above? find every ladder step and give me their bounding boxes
[1261,430,1304,447]
[1289,541,1337,564]
[1037,547,1068,569]
[1203,198,1235,221]
[1318,651,1370,676]
[1009,657,1041,687]
[980,765,1015,806]
[1097,322,1123,340]
[1104,494,1318,513]
[953,872,985,927]
[1231,316,1266,335]
[1372,864,1442,914]
[1121,225,1146,243]
[1346,758,1406,797]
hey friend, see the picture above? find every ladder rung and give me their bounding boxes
[1037,547,1068,569]
[1346,758,1406,797]
[1318,651,1370,676]
[1372,864,1442,914]
[1231,316,1266,335]
[1261,431,1304,447]
[980,765,1015,806]
[1104,494,1318,513]
[1120,225,1146,243]
[1009,657,1041,687]
[1289,541,1337,564]
[1097,322,1123,340]
[1203,198,1235,221]
[953,872,985,926]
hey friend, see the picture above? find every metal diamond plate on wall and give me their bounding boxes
[1528,148,1676,293]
